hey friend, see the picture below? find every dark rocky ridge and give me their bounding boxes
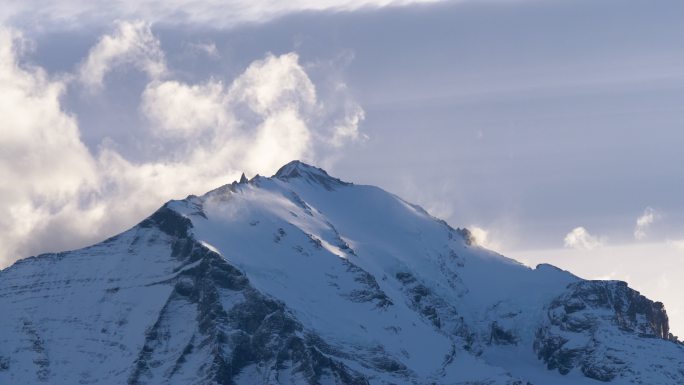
[130,206,369,385]
[535,280,679,382]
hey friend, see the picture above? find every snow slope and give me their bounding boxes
[0,160,682,384]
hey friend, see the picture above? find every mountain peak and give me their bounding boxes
[1,159,683,384]
[274,160,326,178]
[273,160,350,190]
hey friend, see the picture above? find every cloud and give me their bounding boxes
[592,271,631,283]
[0,27,100,264]
[188,42,220,58]
[0,26,364,268]
[328,83,367,147]
[140,52,355,174]
[469,226,501,251]
[563,226,605,250]
[78,20,166,91]
[634,206,656,240]
[144,51,366,167]
[141,79,229,137]
[666,239,684,253]
[228,52,317,117]
[1,1,443,29]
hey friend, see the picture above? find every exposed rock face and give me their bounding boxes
[1,205,369,385]
[489,321,518,346]
[239,173,249,184]
[0,160,682,385]
[535,280,682,382]
[130,208,367,385]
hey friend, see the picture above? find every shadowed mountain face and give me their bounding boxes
[0,160,682,384]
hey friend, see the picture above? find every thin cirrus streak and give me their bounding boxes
[1,0,446,28]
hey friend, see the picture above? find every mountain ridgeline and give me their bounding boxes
[0,161,682,384]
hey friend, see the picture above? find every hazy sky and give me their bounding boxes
[2,0,684,333]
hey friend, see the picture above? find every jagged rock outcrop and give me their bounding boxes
[535,280,682,383]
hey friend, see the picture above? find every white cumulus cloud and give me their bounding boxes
[564,226,605,250]
[228,52,317,116]
[142,80,229,137]
[0,27,100,264]
[140,52,350,175]
[0,26,365,268]
[634,206,656,240]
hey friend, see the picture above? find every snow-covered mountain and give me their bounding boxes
[1,161,682,385]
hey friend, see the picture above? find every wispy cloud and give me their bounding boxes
[666,239,684,253]
[592,271,631,283]
[634,206,657,240]
[1,0,444,29]
[469,225,502,251]
[329,84,366,147]
[188,42,220,58]
[564,226,606,250]
[78,20,166,91]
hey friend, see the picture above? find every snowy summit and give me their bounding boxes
[0,160,681,384]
